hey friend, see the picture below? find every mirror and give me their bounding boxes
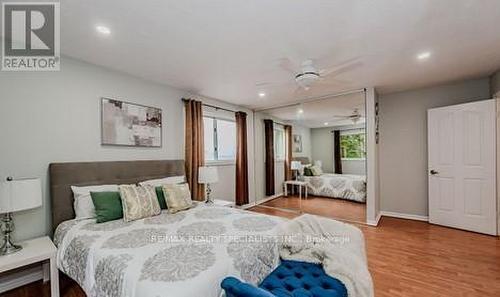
[253,91,368,223]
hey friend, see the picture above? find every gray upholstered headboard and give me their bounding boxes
[293,157,311,165]
[49,160,184,231]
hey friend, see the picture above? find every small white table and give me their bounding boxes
[284,180,308,199]
[0,236,59,297]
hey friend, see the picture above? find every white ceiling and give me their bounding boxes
[263,92,365,128]
[12,0,500,108]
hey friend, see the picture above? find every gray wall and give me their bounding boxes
[0,57,186,241]
[491,70,500,98]
[311,127,334,173]
[378,78,491,217]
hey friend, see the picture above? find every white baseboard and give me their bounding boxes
[241,193,285,210]
[366,212,382,226]
[380,211,429,222]
[0,266,43,293]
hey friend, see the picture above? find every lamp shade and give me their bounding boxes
[291,161,302,170]
[198,167,219,184]
[0,178,42,214]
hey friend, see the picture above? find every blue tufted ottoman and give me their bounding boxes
[221,260,347,297]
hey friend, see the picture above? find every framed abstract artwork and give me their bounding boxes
[293,134,303,153]
[101,98,162,147]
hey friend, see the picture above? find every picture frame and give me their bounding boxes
[101,97,162,147]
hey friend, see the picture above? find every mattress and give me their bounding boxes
[302,174,366,203]
[54,203,285,297]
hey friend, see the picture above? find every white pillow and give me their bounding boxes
[138,176,185,187]
[71,184,118,220]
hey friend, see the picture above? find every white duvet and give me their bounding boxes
[54,204,285,297]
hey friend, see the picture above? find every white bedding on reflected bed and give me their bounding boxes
[303,173,367,203]
[54,203,285,297]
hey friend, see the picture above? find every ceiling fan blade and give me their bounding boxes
[278,57,298,75]
[316,77,351,86]
[319,57,362,77]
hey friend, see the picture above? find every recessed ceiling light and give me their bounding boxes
[96,25,111,35]
[258,92,266,98]
[324,122,329,126]
[417,51,431,60]
[297,108,304,114]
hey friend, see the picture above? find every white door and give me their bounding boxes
[428,99,497,235]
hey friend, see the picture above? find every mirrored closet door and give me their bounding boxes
[253,91,368,223]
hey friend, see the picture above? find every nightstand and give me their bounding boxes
[0,236,59,297]
[284,180,308,199]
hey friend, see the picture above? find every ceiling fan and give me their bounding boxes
[328,109,364,124]
[257,57,361,93]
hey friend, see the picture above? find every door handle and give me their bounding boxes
[430,169,439,175]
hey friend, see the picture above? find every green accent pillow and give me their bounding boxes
[90,191,123,223]
[304,166,314,176]
[155,186,168,209]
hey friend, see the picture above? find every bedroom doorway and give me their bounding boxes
[252,90,369,224]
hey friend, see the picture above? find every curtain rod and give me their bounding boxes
[182,98,238,113]
[254,88,366,112]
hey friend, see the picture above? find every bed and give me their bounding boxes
[303,174,366,203]
[49,160,284,297]
[293,157,367,203]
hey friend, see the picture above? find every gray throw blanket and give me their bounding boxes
[278,214,374,297]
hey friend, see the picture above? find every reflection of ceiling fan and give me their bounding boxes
[329,109,364,124]
[257,57,361,93]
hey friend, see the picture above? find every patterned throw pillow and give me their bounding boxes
[310,165,323,176]
[162,183,193,213]
[119,185,161,222]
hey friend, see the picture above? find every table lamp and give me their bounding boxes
[291,161,302,180]
[0,177,42,255]
[198,167,219,204]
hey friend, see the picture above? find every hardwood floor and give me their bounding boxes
[3,213,500,297]
[258,194,366,223]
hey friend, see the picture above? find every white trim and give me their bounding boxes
[205,160,236,166]
[0,266,43,293]
[366,212,382,226]
[380,211,429,222]
[240,193,284,210]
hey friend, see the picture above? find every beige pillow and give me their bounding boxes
[119,184,161,222]
[310,165,323,176]
[162,183,193,213]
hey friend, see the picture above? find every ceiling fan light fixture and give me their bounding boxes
[295,72,320,89]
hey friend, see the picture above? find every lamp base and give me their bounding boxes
[0,239,22,256]
[1,213,22,256]
[205,184,214,205]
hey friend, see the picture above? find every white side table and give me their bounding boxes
[284,180,308,199]
[213,199,235,208]
[0,236,59,297]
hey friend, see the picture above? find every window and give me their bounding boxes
[204,116,236,162]
[340,132,366,160]
[274,127,285,161]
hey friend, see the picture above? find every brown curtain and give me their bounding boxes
[333,130,343,174]
[264,119,275,196]
[184,99,205,201]
[284,125,293,181]
[235,112,249,206]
